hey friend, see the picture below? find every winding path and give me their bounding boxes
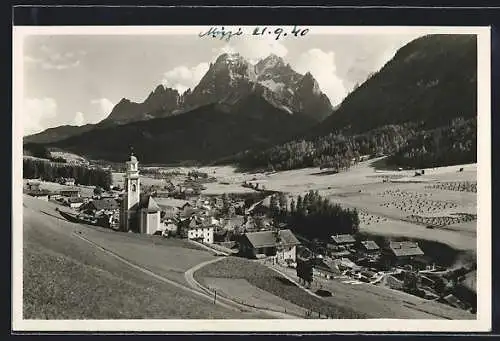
[74,231,299,319]
[184,257,302,319]
[72,232,242,313]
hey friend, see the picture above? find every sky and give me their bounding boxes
[21,29,423,136]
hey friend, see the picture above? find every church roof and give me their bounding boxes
[138,194,161,212]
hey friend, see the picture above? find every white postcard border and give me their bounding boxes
[12,25,492,332]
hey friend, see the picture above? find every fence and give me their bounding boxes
[205,285,332,319]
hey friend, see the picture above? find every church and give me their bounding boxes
[119,151,161,234]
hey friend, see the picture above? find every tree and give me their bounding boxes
[296,259,313,287]
[221,193,230,214]
[269,194,279,218]
[278,192,288,216]
[290,198,296,216]
[296,195,304,216]
[403,270,420,293]
[94,186,104,196]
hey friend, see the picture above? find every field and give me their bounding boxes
[194,256,366,319]
[23,179,95,197]
[202,277,308,317]
[22,195,263,319]
[152,159,477,253]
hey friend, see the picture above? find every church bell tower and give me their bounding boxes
[125,151,140,209]
[120,148,141,231]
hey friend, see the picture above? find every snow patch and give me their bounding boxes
[260,79,285,92]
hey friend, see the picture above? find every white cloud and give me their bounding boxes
[73,112,85,126]
[23,97,57,135]
[293,48,348,106]
[214,37,288,64]
[90,98,115,123]
[41,59,81,70]
[162,63,209,93]
[72,99,114,126]
[26,44,83,70]
[24,55,42,64]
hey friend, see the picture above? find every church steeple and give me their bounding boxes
[125,149,140,207]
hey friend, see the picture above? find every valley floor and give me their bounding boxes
[162,158,478,253]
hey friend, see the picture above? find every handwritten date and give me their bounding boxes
[198,26,310,42]
[252,26,309,40]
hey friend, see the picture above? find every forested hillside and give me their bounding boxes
[234,34,478,172]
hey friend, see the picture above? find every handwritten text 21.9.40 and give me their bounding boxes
[253,26,310,40]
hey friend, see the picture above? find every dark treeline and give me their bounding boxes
[236,117,477,173]
[388,117,476,169]
[270,190,360,241]
[236,124,419,172]
[23,158,113,190]
[23,143,67,163]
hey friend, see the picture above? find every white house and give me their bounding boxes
[187,227,214,244]
[67,197,84,209]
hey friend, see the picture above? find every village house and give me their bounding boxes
[313,257,342,279]
[160,205,178,220]
[358,240,380,255]
[330,234,356,250]
[222,215,245,231]
[63,178,75,186]
[187,226,214,244]
[80,198,120,215]
[297,245,314,260]
[26,181,41,191]
[163,180,177,193]
[248,199,271,217]
[161,217,179,236]
[336,257,361,272]
[238,229,300,262]
[232,200,246,215]
[213,197,224,209]
[60,188,81,198]
[26,190,50,201]
[383,241,425,267]
[178,202,195,219]
[80,197,121,229]
[67,197,85,209]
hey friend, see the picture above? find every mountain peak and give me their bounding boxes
[154,84,165,93]
[215,52,244,64]
[117,97,131,105]
[262,53,284,64]
[256,54,286,75]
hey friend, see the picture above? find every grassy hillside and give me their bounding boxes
[23,195,260,319]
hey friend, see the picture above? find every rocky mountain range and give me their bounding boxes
[25,53,333,144]
[24,34,477,168]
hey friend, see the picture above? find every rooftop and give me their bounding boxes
[88,198,120,211]
[138,194,161,212]
[360,240,380,251]
[331,234,356,244]
[60,188,80,193]
[388,241,424,257]
[26,190,50,197]
[244,229,300,249]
